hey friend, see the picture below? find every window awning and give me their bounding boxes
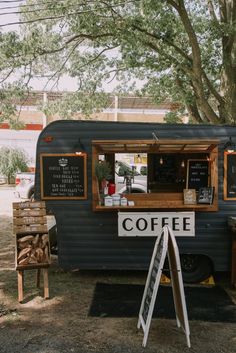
[92,139,219,154]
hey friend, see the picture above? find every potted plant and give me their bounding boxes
[95,160,112,194]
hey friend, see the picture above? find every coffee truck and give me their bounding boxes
[35,120,236,283]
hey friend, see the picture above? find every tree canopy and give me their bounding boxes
[0,0,235,124]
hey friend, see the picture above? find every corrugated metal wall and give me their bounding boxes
[35,121,235,271]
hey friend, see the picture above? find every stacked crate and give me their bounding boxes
[13,201,50,302]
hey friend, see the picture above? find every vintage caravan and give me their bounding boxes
[34,120,236,283]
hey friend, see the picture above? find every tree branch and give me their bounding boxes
[0,68,15,84]
[207,0,219,23]
[43,39,84,91]
[140,39,192,76]
[202,70,224,104]
[16,32,114,60]
[131,23,192,63]
[167,0,220,123]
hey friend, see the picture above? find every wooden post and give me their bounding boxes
[36,269,41,288]
[43,268,49,299]
[17,270,24,303]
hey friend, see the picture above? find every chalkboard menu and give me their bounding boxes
[224,152,236,200]
[186,159,209,190]
[40,153,87,200]
[141,233,166,323]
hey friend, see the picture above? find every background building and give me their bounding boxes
[0,91,182,170]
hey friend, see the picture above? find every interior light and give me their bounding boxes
[74,138,85,154]
[181,160,185,168]
[137,154,142,163]
[160,157,163,165]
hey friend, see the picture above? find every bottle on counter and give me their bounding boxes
[108,182,116,195]
[104,195,113,206]
[112,193,121,206]
[120,196,128,206]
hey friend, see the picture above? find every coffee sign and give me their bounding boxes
[118,212,195,237]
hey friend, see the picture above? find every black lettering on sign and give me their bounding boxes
[40,153,87,200]
[187,160,209,191]
[122,218,133,231]
[172,217,180,231]
[151,217,158,231]
[136,218,148,231]
[162,217,169,227]
[183,217,191,231]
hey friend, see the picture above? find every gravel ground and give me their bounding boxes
[0,185,236,353]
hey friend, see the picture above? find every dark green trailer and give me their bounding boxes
[35,120,235,283]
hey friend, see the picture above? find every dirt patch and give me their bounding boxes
[0,187,236,353]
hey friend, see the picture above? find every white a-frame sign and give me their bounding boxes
[137,225,191,348]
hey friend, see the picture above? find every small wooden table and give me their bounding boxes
[227,217,236,288]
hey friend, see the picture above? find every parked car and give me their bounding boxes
[14,172,35,200]
[119,183,146,194]
[115,161,147,193]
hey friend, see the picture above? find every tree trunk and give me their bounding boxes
[219,0,236,124]
[173,1,221,124]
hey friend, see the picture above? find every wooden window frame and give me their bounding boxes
[92,139,218,212]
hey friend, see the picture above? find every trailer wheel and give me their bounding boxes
[180,254,213,283]
[164,254,213,284]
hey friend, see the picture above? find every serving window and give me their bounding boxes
[92,139,219,212]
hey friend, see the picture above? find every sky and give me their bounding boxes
[0,1,90,92]
[0,1,145,93]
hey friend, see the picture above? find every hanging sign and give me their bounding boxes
[118,212,195,237]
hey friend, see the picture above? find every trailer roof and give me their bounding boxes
[92,139,219,154]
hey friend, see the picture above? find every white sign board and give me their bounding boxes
[167,226,191,348]
[137,225,191,348]
[137,227,169,347]
[118,212,195,237]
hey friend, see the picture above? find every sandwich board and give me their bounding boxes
[137,225,191,348]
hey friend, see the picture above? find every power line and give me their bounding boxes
[0,0,136,28]
[0,13,66,27]
[0,0,25,3]
[0,0,66,11]
[0,0,103,11]
[0,4,76,16]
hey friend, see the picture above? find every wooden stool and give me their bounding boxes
[13,201,51,303]
[17,267,49,303]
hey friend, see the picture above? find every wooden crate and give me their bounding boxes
[13,201,50,270]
